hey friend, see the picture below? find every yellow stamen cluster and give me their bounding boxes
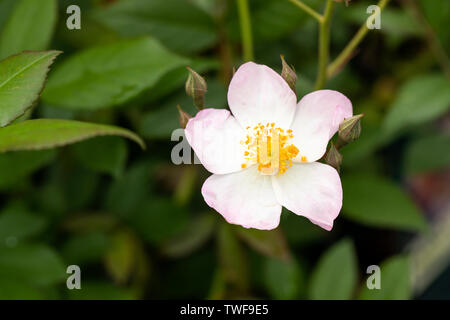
[241,122,301,176]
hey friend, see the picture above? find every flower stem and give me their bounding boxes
[314,0,335,90]
[288,0,323,23]
[327,0,391,78]
[237,0,254,62]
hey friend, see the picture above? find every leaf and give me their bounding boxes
[129,198,188,245]
[227,0,308,42]
[104,230,137,284]
[0,119,145,153]
[161,213,216,258]
[0,0,57,59]
[280,209,328,246]
[104,163,149,218]
[309,239,358,300]
[0,202,47,245]
[0,50,60,127]
[0,0,16,31]
[0,244,65,286]
[0,278,44,299]
[146,58,218,103]
[72,136,128,178]
[62,232,111,265]
[234,226,290,260]
[359,255,411,300]
[263,257,304,299]
[91,0,217,54]
[140,79,226,139]
[383,74,450,138]
[342,174,427,231]
[0,150,55,189]
[42,37,187,110]
[404,134,450,175]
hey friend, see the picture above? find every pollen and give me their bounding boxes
[240,123,299,176]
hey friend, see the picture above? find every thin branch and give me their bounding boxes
[288,0,323,23]
[237,0,254,62]
[327,0,391,78]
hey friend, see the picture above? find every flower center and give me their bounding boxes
[240,123,304,175]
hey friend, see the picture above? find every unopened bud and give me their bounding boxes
[338,114,363,146]
[185,67,207,110]
[177,105,192,129]
[280,55,297,97]
[325,142,342,171]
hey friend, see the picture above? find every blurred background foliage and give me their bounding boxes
[0,0,449,300]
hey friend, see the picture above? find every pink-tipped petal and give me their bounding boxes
[272,162,342,231]
[202,166,282,230]
[185,108,247,174]
[227,62,297,129]
[290,90,353,162]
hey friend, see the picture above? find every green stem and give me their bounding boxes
[288,0,323,22]
[327,0,391,78]
[237,0,254,62]
[314,0,335,90]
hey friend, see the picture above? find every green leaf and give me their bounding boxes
[404,134,450,175]
[342,174,427,231]
[129,198,188,245]
[359,255,411,300]
[104,163,149,218]
[234,226,290,260]
[0,150,55,189]
[145,58,218,104]
[72,136,128,178]
[0,0,16,31]
[228,0,308,42]
[309,239,358,300]
[280,209,328,246]
[62,232,111,265]
[42,37,187,110]
[104,230,137,284]
[383,74,450,138]
[140,79,226,139]
[0,244,65,286]
[0,278,44,299]
[0,203,47,245]
[263,257,303,299]
[0,0,57,59]
[161,213,216,258]
[91,0,217,54]
[0,50,60,127]
[0,119,145,153]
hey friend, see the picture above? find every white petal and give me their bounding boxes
[202,166,282,230]
[227,62,297,129]
[290,90,353,162]
[185,108,247,174]
[272,162,343,231]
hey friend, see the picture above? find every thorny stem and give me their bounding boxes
[237,0,254,62]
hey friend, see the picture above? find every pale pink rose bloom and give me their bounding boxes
[185,62,353,231]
